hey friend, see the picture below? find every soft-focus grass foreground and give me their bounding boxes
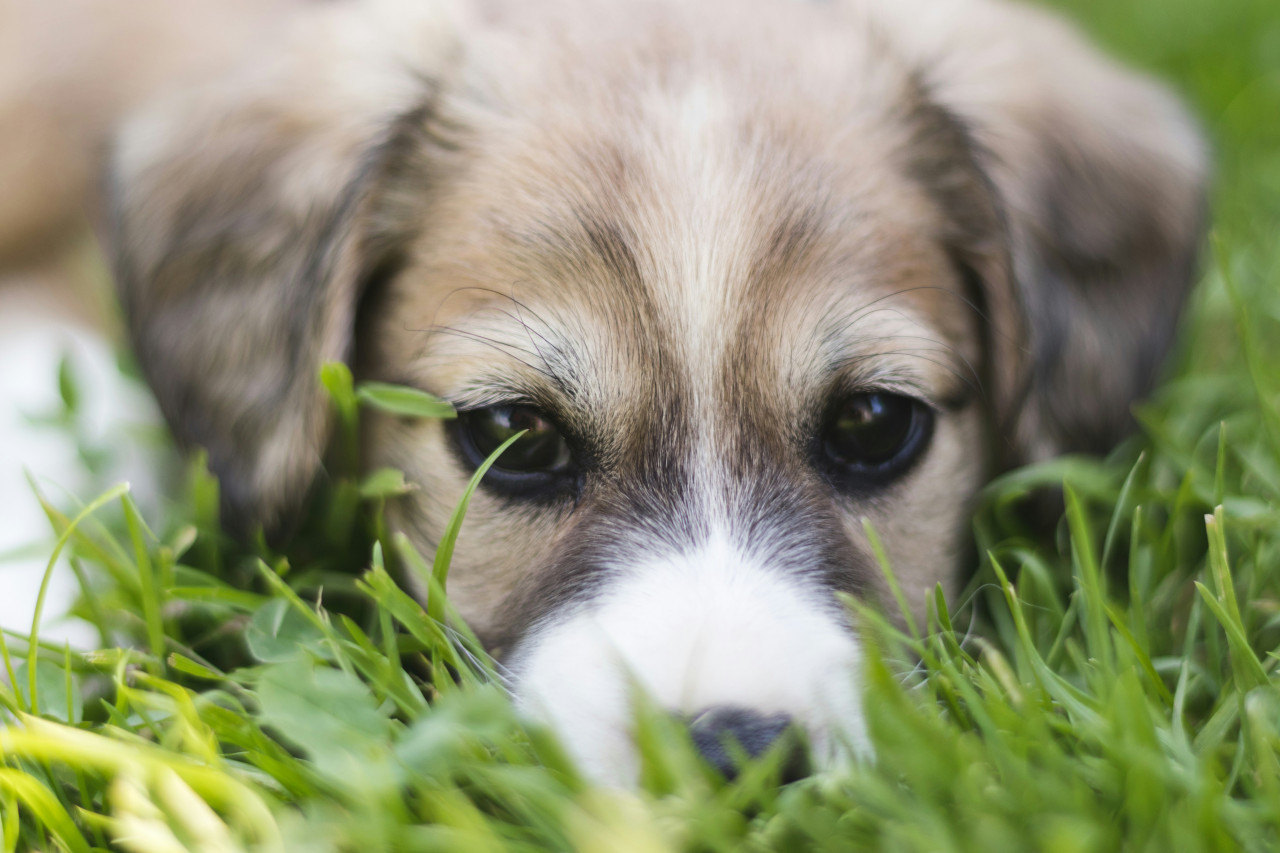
[5,0,1280,850]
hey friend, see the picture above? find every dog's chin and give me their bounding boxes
[507,531,872,787]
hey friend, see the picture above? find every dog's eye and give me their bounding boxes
[459,404,573,476]
[822,392,932,481]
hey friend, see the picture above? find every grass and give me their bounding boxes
[4,0,1280,849]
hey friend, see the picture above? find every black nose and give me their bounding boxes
[685,706,810,782]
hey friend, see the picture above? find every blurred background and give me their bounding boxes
[1,0,1278,644]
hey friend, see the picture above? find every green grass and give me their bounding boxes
[4,0,1280,849]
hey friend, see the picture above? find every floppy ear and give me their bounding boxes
[879,0,1209,464]
[108,2,460,531]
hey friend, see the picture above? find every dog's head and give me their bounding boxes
[109,0,1206,784]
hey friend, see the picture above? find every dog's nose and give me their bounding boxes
[685,706,810,782]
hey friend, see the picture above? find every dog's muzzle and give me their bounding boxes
[509,531,870,786]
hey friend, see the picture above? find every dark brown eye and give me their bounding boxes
[822,392,931,480]
[459,404,573,476]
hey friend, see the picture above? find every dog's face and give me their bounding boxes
[108,0,1206,784]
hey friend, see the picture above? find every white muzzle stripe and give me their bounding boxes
[511,530,871,786]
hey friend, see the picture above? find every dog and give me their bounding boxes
[100,0,1206,785]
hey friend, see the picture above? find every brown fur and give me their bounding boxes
[107,0,1206,644]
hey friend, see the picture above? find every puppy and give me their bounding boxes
[106,0,1206,785]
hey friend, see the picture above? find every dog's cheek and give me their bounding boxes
[507,531,872,786]
[362,412,544,639]
[846,403,989,625]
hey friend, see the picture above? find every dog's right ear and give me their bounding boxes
[108,2,461,532]
[870,0,1208,465]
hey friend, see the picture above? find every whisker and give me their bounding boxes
[844,309,984,382]
[424,325,560,383]
[507,296,573,400]
[447,627,517,694]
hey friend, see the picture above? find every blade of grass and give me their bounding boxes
[24,481,130,715]
[426,430,526,626]
[1200,507,1268,691]
[357,382,456,419]
[1064,485,1112,674]
[0,769,90,853]
[122,492,165,676]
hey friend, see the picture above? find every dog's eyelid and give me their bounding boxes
[447,383,552,413]
[450,392,539,413]
[833,379,934,410]
[830,368,977,416]
[447,389,588,448]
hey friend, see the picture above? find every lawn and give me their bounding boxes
[3,0,1280,849]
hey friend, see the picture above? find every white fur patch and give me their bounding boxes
[512,530,870,786]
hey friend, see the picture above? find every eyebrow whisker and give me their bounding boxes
[506,296,574,401]
[424,325,562,384]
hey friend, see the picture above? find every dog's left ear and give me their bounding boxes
[882,0,1209,464]
[108,2,460,532]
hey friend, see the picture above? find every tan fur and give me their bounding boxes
[107,0,1206,645]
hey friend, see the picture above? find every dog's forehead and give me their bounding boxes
[384,17,982,424]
